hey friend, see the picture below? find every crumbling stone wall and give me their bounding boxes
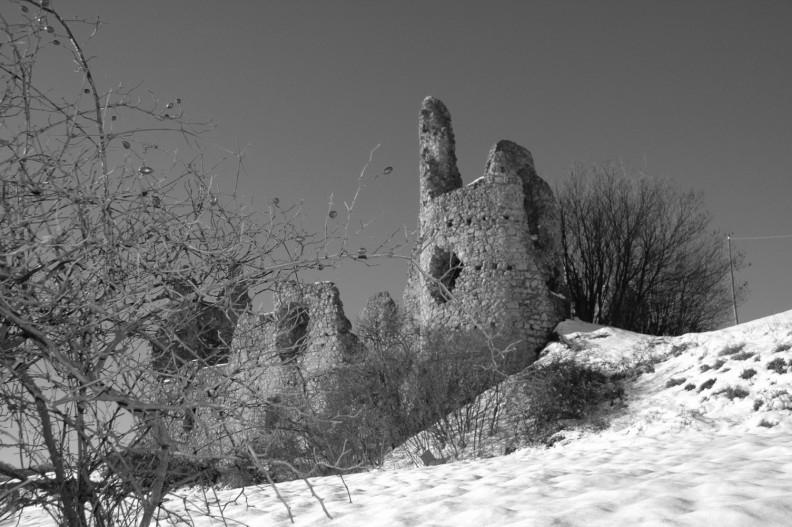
[161,97,570,463]
[404,97,568,372]
[270,281,363,382]
[233,281,364,406]
[162,281,364,459]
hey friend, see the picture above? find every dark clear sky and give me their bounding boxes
[27,0,792,324]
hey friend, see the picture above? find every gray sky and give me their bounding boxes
[34,0,792,323]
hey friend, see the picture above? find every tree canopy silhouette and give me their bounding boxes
[558,163,744,335]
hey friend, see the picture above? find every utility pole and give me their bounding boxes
[727,233,739,325]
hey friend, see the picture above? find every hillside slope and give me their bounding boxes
[543,311,792,434]
[7,311,792,526]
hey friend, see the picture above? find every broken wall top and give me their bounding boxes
[416,96,564,290]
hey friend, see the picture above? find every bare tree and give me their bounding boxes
[558,163,745,335]
[0,2,347,525]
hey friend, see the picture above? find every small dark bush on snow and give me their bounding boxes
[719,343,746,356]
[740,368,757,379]
[767,358,788,374]
[665,378,686,388]
[520,359,623,443]
[669,343,693,357]
[717,386,750,400]
[774,343,791,353]
[698,378,716,391]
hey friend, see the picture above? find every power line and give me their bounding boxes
[730,233,792,241]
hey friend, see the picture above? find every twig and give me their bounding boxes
[246,445,293,524]
[338,474,352,504]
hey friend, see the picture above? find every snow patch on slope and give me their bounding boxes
[7,311,792,526]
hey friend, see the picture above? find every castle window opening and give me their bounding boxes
[275,303,310,363]
[182,407,196,433]
[428,247,464,304]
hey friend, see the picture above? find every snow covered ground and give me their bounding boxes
[6,311,792,526]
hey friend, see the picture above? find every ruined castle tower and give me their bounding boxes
[404,97,568,371]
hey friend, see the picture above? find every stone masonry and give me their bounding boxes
[166,97,569,453]
[404,96,568,372]
[154,280,363,455]
[233,281,364,405]
[229,96,568,406]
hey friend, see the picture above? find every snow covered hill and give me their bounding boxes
[7,311,792,526]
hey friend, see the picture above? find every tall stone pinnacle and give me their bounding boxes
[419,96,463,204]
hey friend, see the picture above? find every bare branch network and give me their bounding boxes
[0,2,406,525]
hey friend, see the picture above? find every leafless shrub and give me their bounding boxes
[767,358,789,374]
[347,302,510,466]
[518,358,625,445]
[0,2,380,524]
[665,377,686,388]
[719,343,746,356]
[558,163,745,336]
[716,386,750,400]
[403,377,505,463]
[669,342,693,357]
[774,343,791,354]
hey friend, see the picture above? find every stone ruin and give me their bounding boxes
[231,280,364,406]
[227,96,568,411]
[153,97,569,453]
[151,280,365,456]
[404,96,568,372]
